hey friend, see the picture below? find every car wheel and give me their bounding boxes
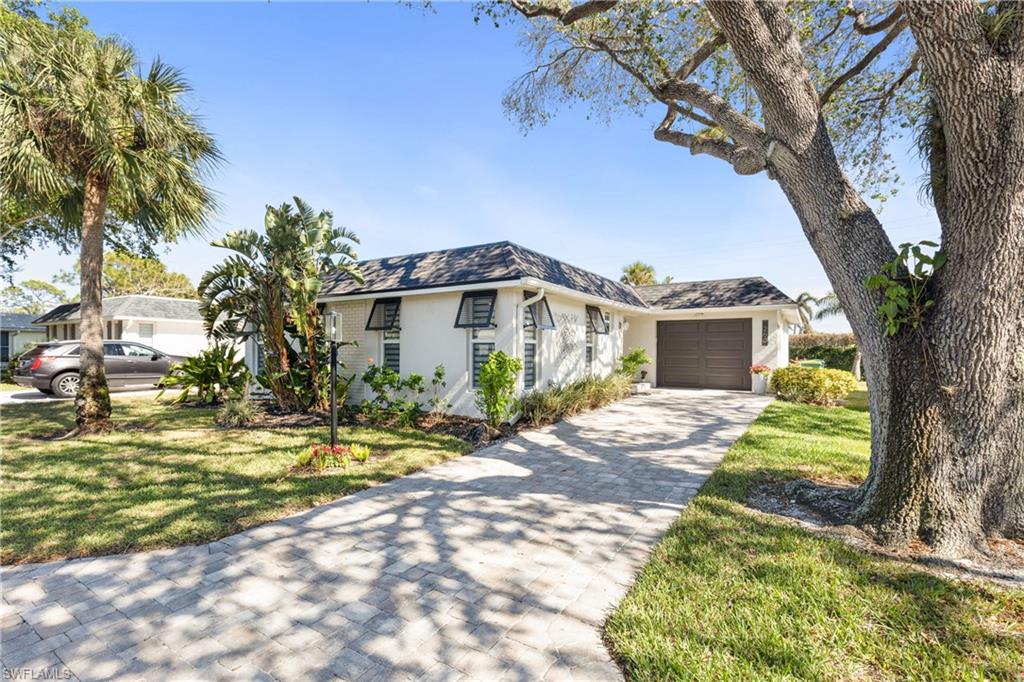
[51,373,80,398]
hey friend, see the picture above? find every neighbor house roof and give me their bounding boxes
[636,277,796,310]
[33,296,202,324]
[1,312,46,331]
[321,241,648,308]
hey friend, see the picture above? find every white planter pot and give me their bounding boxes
[752,374,768,395]
[630,382,652,395]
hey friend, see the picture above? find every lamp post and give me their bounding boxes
[328,312,341,448]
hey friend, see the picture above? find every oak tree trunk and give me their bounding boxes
[74,170,112,429]
[706,0,1024,558]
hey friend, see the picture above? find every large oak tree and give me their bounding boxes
[490,0,1023,558]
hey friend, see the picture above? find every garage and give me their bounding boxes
[656,318,752,390]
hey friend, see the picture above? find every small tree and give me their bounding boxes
[55,252,196,299]
[476,351,523,427]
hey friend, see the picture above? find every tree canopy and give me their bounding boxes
[55,252,197,299]
[0,279,69,314]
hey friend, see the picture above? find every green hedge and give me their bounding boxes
[790,344,858,372]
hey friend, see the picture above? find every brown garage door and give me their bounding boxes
[656,319,752,390]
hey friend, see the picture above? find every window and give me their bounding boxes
[103,343,124,357]
[471,329,495,388]
[382,329,400,373]
[586,326,594,373]
[366,298,401,331]
[523,325,537,390]
[523,293,556,330]
[138,323,154,342]
[0,331,9,363]
[122,344,155,357]
[455,291,497,329]
[586,306,609,335]
[762,320,769,346]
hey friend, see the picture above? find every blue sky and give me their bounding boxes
[22,2,941,332]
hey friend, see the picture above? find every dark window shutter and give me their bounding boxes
[586,305,609,334]
[366,298,401,330]
[524,293,556,330]
[455,291,497,328]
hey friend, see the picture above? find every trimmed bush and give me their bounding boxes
[789,332,856,349]
[770,365,857,406]
[519,374,631,427]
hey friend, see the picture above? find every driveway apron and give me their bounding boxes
[1,389,770,681]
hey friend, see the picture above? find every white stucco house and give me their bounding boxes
[33,295,210,357]
[0,313,47,367]
[303,241,799,417]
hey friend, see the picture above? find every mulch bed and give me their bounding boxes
[748,478,1024,587]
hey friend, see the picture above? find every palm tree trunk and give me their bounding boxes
[853,347,862,382]
[75,169,112,429]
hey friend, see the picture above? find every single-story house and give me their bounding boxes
[33,295,210,357]
[304,241,798,417]
[0,313,47,366]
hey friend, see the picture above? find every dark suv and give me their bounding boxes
[12,341,185,397]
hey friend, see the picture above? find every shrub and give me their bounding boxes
[428,364,451,415]
[350,443,371,463]
[790,344,859,372]
[618,347,652,379]
[158,343,250,405]
[770,365,857,406]
[519,373,631,427]
[360,365,424,426]
[215,399,261,427]
[476,351,522,427]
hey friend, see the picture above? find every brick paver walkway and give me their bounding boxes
[1,389,770,681]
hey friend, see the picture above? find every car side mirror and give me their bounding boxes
[151,354,162,360]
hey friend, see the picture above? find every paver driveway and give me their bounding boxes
[1,389,770,681]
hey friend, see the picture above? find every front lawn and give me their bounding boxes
[0,381,26,392]
[0,397,470,564]
[605,401,1024,680]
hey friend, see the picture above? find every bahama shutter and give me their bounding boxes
[454,291,497,328]
[365,298,401,331]
[523,293,556,330]
[586,305,609,335]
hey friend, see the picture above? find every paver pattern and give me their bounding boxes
[1,389,769,681]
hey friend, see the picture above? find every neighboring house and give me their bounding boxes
[33,295,209,357]
[0,313,47,367]
[288,240,799,417]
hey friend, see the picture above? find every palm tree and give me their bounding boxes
[793,292,818,334]
[1,10,219,430]
[620,261,657,286]
[199,198,361,412]
[814,291,862,381]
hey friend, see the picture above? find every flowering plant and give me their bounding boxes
[749,364,772,376]
[296,443,351,471]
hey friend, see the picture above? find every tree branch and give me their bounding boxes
[654,106,766,175]
[847,2,904,35]
[509,0,618,26]
[819,16,909,106]
[657,78,766,148]
[671,33,727,80]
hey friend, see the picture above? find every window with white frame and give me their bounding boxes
[585,325,594,373]
[138,323,154,342]
[523,325,537,390]
[456,291,498,388]
[382,329,400,373]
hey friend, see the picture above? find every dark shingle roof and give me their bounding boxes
[32,296,201,324]
[321,241,648,308]
[0,312,46,331]
[636,277,795,310]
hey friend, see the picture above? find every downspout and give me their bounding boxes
[510,288,545,426]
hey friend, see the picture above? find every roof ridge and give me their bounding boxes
[352,240,512,267]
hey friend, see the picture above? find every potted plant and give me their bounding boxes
[749,364,771,395]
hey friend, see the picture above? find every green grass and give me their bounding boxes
[605,401,1024,681]
[0,381,26,392]
[0,397,470,564]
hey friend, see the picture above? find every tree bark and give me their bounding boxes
[74,169,112,429]
[705,0,1024,557]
